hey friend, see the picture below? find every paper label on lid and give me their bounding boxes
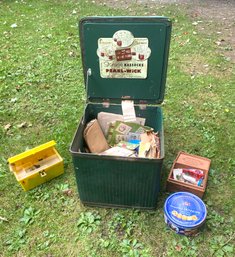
[97,30,151,79]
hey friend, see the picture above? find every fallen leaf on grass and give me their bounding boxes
[17,122,32,128]
[215,41,221,46]
[0,216,9,222]
[180,38,190,46]
[10,23,17,28]
[175,245,182,252]
[68,51,76,57]
[17,122,28,128]
[62,189,73,196]
[10,97,17,103]
[215,39,225,46]
[4,123,11,131]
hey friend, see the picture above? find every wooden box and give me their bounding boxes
[166,152,211,198]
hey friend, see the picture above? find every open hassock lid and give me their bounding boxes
[79,16,172,104]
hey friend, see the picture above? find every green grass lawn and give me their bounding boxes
[0,0,234,256]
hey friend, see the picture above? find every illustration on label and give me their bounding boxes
[97,30,151,79]
[116,123,132,135]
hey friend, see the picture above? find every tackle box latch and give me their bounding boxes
[39,170,47,177]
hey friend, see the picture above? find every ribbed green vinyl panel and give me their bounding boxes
[72,157,162,208]
[70,103,164,209]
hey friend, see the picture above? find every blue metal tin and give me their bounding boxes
[164,192,207,236]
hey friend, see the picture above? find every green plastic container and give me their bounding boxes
[70,17,171,209]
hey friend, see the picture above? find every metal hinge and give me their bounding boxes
[121,96,131,100]
[102,99,110,108]
[139,100,147,110]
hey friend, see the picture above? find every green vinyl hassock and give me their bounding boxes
[70,16,172,209]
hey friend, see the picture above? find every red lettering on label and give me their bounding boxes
[105,69,142,74]
[115,48,132,61]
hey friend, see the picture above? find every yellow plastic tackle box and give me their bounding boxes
[8,140,64,191]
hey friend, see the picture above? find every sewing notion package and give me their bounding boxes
[70,17,171,209]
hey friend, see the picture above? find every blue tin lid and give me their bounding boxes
[164,192,207,229]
